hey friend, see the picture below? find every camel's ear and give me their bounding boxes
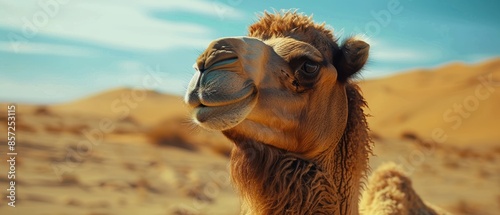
[333,37,369,82]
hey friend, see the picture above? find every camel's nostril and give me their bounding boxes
[209,57,238,70]
[204,49,239,71]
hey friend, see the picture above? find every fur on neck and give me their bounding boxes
[224,83,372,215]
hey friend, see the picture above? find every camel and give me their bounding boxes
[184,11,448,215]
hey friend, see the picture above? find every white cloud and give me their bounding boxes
[136,0,246,20]
[464,54,498,64]
[362,66,403,79]
[371,49,426,62]
[0,0,246,51]
[369,39,442,63]
[0,41,100,56]
[0,76,92,104]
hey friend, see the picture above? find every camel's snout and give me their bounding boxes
[195,37,248,72]
[197,49,237,73]
[195,37,270,72]
[184,37,262,130]
[186,37,270,110]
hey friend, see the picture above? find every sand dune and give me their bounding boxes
[360,58,500,146]
[50,88,188,127]
[1,59,499,215]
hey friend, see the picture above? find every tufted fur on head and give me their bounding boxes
[248,11,369,82]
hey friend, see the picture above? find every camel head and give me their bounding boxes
[185,12,369,159]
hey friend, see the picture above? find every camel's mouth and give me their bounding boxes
[191,89,257,130]
[185,52,258,130]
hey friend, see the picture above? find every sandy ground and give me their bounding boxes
[359,58,500,146]
[0,59,499,215]
[0,107,239,215]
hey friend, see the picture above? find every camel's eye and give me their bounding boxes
[290,59,321,91]
[303,61,319,74]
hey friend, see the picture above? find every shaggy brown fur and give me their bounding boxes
[360,163,450,215]
[226,84,371,214]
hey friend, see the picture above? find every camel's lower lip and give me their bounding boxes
[192,92,256,130]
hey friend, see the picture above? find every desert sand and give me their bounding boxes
[0,58,499,215]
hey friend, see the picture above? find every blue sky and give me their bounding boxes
[1,0,499,104]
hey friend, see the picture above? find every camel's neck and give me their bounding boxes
[228,84,371,215]
[229,134,369,215]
